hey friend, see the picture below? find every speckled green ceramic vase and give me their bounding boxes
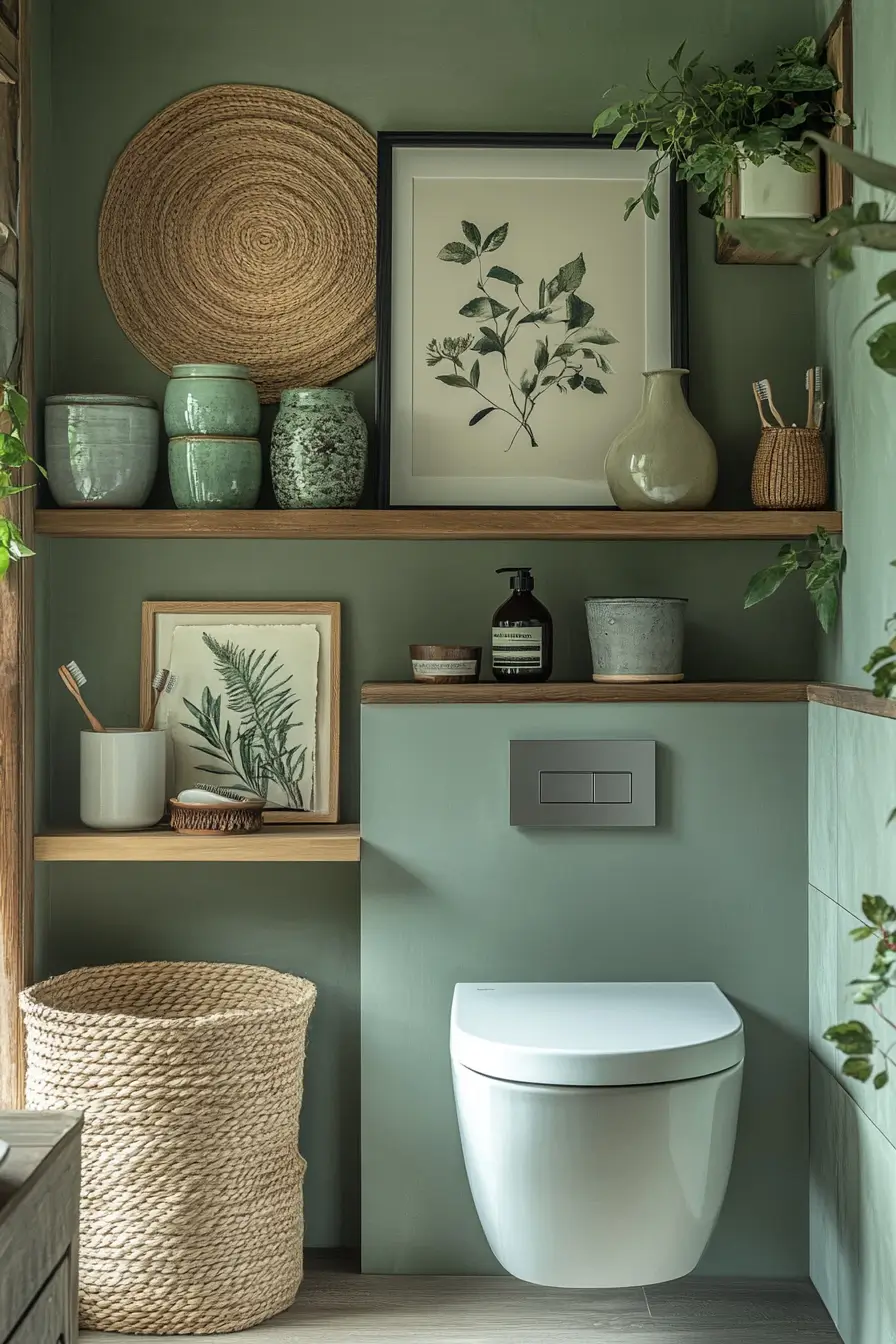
[270,388,367,509]
[164,364,260,437]
[168,435,261,510]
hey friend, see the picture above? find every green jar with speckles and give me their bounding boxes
[168,435,261,509]
[270,388,367,509]
[164,363,260,437]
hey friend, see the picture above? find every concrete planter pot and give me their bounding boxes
[585,597,687,683]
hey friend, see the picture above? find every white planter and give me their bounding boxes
[738,145,821,219]
[80,729,166,830]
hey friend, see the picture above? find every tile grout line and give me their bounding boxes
[641,1285,652,1317]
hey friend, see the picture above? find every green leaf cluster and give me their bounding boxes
[181,633,307,811]
[429,221,618,449]
[593,38,845,220]
[724,136,896,377]
[0,380,40,578]
[743,527,844,632]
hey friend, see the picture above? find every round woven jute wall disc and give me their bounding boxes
[98,85,376,402]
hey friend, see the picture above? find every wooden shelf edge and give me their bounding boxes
[362,681,810,705]
[808,683,896,720]
[34,508,843,541]
[34,823,361,862]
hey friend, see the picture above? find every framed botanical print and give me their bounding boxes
[141,601,340,824]
[376,132,687,508]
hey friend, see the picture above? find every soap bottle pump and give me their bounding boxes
[491,567,553,682]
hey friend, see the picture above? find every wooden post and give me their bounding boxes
[0,0,34,1109]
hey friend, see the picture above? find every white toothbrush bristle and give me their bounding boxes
[65,660,86,687]
[163,672,178,695]
[757,378,771,398]
[151,667,170,692]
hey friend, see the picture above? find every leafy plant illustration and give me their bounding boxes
[428,220,618,449]
[180,632,308,810]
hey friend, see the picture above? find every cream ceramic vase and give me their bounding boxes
[604,369,717,510]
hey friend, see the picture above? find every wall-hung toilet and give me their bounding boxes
[450,981,744,1289]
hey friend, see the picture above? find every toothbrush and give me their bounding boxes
[142,667,172,732]
[58,661,105,732]
[752,381,772,428]
[813,365,825,430]
[805,367,815,428]
[756,378,786,428]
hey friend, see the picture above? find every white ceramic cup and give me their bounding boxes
[80,730,167,830]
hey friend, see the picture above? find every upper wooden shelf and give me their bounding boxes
[33,508,842,541]
[362,681,810,705]
[34,823,360,863]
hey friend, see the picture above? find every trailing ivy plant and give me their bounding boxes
[0,380,40,577]
[825,894,896,1089]
[743,526,844,632]
[428,220,618,450]
[593,38,846,220]
[723,135,896,377]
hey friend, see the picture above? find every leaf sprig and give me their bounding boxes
[430,221,617,449]
[743,526,844,632]
[594,37,846,220]
[0,380,41,578]
[824,893,896,1089]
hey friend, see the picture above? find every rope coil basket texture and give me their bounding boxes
[98,84,376,402]
[20,961,316,1335]
[751,426,828,509]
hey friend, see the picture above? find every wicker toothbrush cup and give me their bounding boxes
[750,426,827,509]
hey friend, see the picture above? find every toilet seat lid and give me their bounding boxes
[450,982,744,1087]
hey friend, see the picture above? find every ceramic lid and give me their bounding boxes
[170,363,251,379]
[46,393,157,408]
[450,982,744,1087]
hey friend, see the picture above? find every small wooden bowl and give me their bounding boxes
[168,796,265,836]
[410,644,482,684]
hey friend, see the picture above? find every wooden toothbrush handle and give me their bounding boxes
[58,667,105,732]
[141,688,161,733]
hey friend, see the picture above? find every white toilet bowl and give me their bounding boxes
[450,981,743,1288]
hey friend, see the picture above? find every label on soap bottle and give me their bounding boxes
[491,626,543,671]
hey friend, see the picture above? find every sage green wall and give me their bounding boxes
[815,0,896,685]
[361,703,809,1274]
[808,2,896,1339]
[38,0,821,1251]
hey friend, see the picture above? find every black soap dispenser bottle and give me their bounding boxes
[491,567,553,682]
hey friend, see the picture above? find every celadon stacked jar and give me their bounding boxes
[164,363,262,509]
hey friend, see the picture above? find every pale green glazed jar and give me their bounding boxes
[168,435,261,510]
[270,388,367,509]
[163,363,261,438]
[604,369,718,510]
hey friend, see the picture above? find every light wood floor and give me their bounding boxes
[84,1267,841,1343]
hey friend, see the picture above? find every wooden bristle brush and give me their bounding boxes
[142,667,172,731]
[58,661,105,732]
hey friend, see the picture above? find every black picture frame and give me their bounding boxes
[375,131,688,509]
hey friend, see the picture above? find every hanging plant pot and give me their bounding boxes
[737,145,821,220]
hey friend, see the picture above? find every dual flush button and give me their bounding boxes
[510,740,656,827]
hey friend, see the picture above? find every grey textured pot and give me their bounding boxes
[585,597,687,682]
[270,388,367,509]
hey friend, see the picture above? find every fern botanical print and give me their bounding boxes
[428,220,619,450]
[181,633,308,809]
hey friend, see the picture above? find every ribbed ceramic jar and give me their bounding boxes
[604,370,717,510]
[163,363,260,437]
[168,435,261,509]
[45,394,159,507]
[585,597,687,682]
[270,388,367,509]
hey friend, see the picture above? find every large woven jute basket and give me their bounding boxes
[20,961,316,1335]
[751,426,827,508]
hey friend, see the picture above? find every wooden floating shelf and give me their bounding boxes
[362,681,810,705]
[34,823,360,863]
[808,683,896,720]
[34,508,843,541]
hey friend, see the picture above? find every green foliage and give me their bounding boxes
[593,39,845,219]
[428,221,617,449]
[724,136,896,377]
[181,633,307,811]
[0,381,41,578]
[743,527,844,632]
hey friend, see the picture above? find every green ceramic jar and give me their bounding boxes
[164,363,261,438]
[270,388,367,509]
[168,435,261,510]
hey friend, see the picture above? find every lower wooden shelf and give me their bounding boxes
[34,823,361,863]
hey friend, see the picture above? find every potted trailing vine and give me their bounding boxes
[593,38,847,222]
[725,137,896,1086]
[0,380,39,577]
